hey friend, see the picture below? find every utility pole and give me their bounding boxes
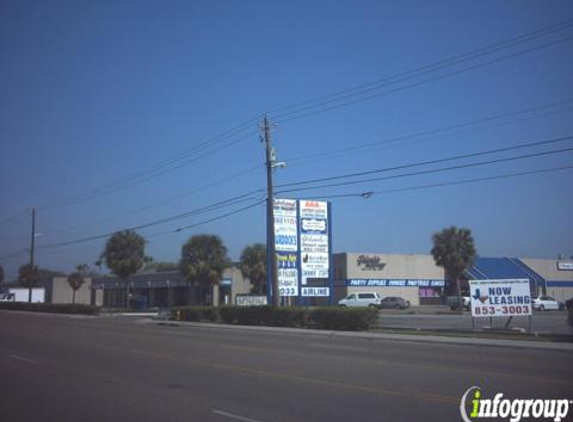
[28,207,36,303]
[262,116,279,307]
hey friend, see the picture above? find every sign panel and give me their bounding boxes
[469,279,532,318]
[274,198,298,252]
[299,200,330,281]
[301,287,330,297]
[347,279,445,287]
[557,261,573,271]
[274,199,299,296]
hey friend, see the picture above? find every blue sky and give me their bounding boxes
[1,0,572,281]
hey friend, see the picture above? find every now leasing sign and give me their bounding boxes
[469,279,532,318]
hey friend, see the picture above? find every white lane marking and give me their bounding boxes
[9,354,39,365]
[212,409,266,422]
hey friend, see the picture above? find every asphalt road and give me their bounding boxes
[1,311,572,422]
[377,311,572,334]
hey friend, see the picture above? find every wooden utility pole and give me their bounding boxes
[262,116,279,306]
[28,207,36,303]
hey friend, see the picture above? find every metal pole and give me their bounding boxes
[28,208,36,303]
[263,116,279,307]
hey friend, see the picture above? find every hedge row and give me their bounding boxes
[0,302,99,315]
[170,305,378,331]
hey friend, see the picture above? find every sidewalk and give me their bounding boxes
[147,319,573,352]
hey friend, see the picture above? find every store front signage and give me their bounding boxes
[557,261,573,271]
[347,279,445,287]
[356,255,386,271]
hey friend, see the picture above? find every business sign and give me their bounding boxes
[273,199,332,298]
[299,200,330,283]
[301,287,330,297]
[274,198,298,252]
[356,255,386,271]
[469,279,532,318]
[236,295,267,306]
[347,279,445,287]
[557,261,573,271]
[274,199,300,296]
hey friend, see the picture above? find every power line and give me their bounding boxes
[0,249,28,262]
[276,135,573,189]
[42,127,258,208]
[174,199,266,233]
[267,18,573,117]
[275,146,573,195]
[0,209,30,228]
[283,99,573,165]
[44,163,263,235]
[37,189,265,249]
[308,165,573,200]
[274,35,573,124]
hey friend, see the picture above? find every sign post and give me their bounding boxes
[469,279,532,331]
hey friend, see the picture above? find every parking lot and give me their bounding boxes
[377,311,572,335]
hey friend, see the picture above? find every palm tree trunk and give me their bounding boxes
[125,279,130,310]
[72,290,76,304]
[456,277,463,315]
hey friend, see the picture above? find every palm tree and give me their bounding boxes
[239,244,267,295]
[101,230,150,309]
[180,234,229,305]
[431,226,477,313]
[67,264,89,304]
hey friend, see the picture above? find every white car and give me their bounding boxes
[532,295,564,311]
[338,292,382,308]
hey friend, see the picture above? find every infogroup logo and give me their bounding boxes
[460,387,571,422]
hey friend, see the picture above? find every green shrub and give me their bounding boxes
[309,307,378,331]
[218,306,307,327]
[0,302,99,315]
[171,306,220,322]
[173,305,376,331]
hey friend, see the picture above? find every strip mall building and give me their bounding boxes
[333,253,573,306]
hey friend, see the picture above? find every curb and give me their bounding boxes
[148,320,573,352]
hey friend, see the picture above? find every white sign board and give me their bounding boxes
[274,199,300,296]
[557,261,573,271]
[301,287,330,297]
[299,200,329,281]
[469,279,532,318]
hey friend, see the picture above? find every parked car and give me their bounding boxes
[446,295,471,311]
[338,292,382,308]
[532,295,564,311]
[379,296,411,309]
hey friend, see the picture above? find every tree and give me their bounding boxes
[431,226,477,313]
[67,264,89,304]
[239,244,267,295]
[0,265,4,284]
[101,230,150,309]
[180,235,229,305]
[18,264,65,287]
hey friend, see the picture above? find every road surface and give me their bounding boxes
[1,311,571,422]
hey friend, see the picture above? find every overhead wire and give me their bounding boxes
[274,35,573,124]
[283,99,573,165]
[37,188,266,249]
[266,18,573,117]
[307,165,573,200]
[276,135,573,189]
[275,145,573,195]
